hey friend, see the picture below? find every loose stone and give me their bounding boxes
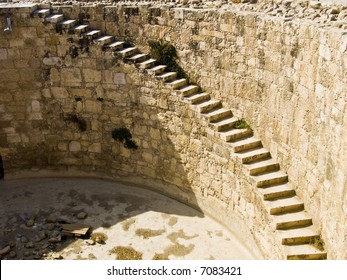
[0,245,11,256]
[77,211,88,219]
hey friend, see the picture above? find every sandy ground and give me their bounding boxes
[0,178,262,260]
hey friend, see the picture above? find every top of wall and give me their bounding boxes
[1,0,347,31]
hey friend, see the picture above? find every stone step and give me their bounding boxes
[279,226,320,245]
[94,35,114,46]
[156,72,177,82]
[45,14,64,23]
[267,196,304,215]
[285,244,327,260]
[258,183,296,200]
[166,78,188,90]
[185,92,210,104]
[73,24,89,35]
[125,53,148,64]
[105,41,124,51]
[58,19,77,29]
[273,212,313,230]
[34,8,51,18]
[176,85,200,97]
[237,147,271,164]
[232,137,262,153]
[221,128,253,142]
[206,108,233,123]
[211,116,239,132]
[246,158,279,175]
[117,47,138,58]
[83,30,102,39]
[196,99,221,113]
[253,170,288,187]
[137,58,156,69]
[147,65,166,75]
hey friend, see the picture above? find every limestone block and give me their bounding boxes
[88,143,102,153]
[61,68,82,85]
[114,73,126,85]
[0,48,8,60]
[51,87,69,99]
[83,69,101,83]
[69,141,81,152]
[43,57,62,67]
[31,100,41,112]
[85,100,102,114]
[58,142,68,152]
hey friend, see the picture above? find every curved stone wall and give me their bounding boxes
[0,3,346,259]
[102,4,346,258]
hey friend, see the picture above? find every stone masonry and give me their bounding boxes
[0,1,346,259]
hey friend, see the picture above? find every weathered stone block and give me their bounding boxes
[88,143,102,153]
[85,100,102,114]
[69,141,81,152]
[114,73,126,85]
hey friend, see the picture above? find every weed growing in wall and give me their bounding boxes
[65,113,87,132]
[234,119,251,129]
[148,39,188,80]
[112,127,138,150]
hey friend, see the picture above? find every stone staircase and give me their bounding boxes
[32,6,327,260]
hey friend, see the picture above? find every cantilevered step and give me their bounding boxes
[176,85,199,97]
[45,14,64,23]
[196,99,221,113]
[58,19,77,30]
[266,196,304,215]
[279,226,320,245]
[246,158,279,175]
[33,8,51,18]
[166,78,187,90]
[284,244,327,260]
[94,35,114,45]
[206,108,233,122]
[73,24,89,34]
[258,183,296,200]
[116,47,138,58]
[147,65,166,75]
[137,58,156,69]
[237,147,271,164]
[185,92,210,104]
[83,30,101,39]
[253,170,288,187]
[125,53,148,63]
[211,116,238,132]
[156,72,177,82]
[221,128,253,142]
[104,41,124,51]
[273,212,313,230]
[232,137,262,153]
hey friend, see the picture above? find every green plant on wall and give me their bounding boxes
[234,119,251,129]
[112,127,138,150]
[65,113,87,132]
[148,39,188,80]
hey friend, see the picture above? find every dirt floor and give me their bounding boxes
[0,178,262,260]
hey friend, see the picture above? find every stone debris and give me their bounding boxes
[52,253,63,260]
[47,223,56,231]
[25,242,35,249]
[20,236,29,244]
[84,239,95,246]
[77,211,88,219]
[0,246,11,256]
[26,219,35,227]
[9,251,17,258]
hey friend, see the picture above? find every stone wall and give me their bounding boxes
[0,3,346,259]
[98,4,347,258]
